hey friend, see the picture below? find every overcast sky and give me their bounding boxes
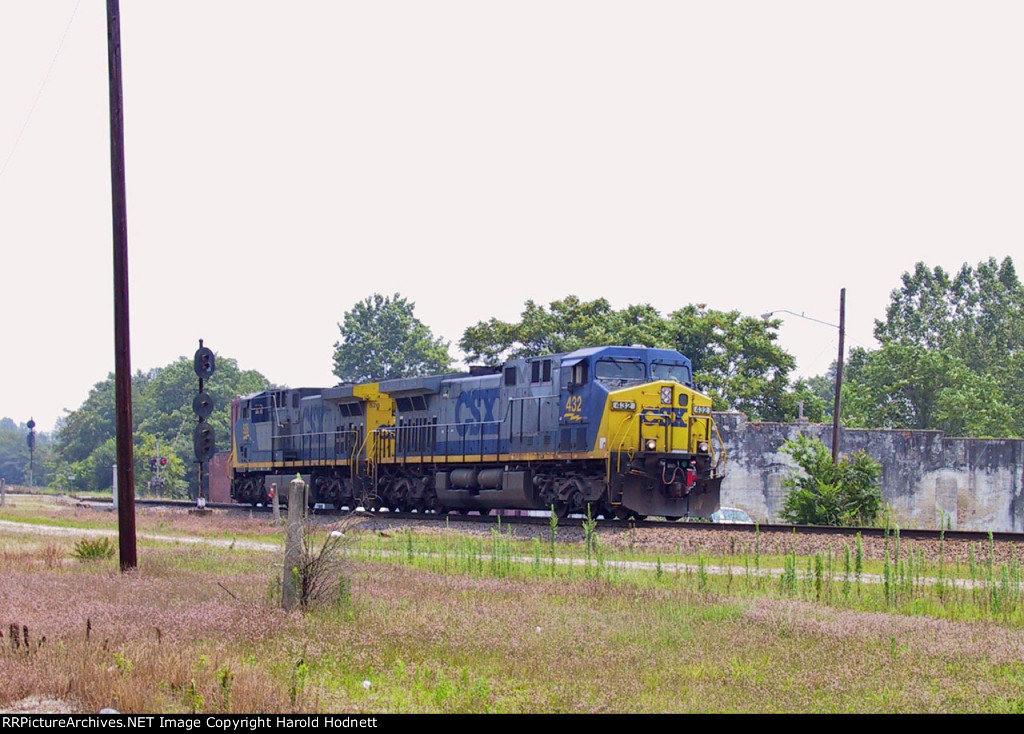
[2,1,1022,433]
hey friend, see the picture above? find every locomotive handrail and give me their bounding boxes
[351,428,367,474]
[710,417,728,477]
[608,413,637,482]
[271,428,362,466]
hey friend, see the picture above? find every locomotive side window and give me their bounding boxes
[530,359,553,384]
[563,360,588,388]
[504,366,517,386]
[337,402,364,417]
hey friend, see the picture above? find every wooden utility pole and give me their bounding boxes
[831,288,846,465]
[106,0,137,570]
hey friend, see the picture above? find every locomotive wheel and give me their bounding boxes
[552,500,570,520]
[663,516,681,522]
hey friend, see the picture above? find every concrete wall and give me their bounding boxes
[715,412,1024,532]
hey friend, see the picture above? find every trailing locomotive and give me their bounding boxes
[229,345,726,519]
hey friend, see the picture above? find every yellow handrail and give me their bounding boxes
[606,413,637,483]
[710,417,728,477]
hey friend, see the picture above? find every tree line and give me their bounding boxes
[2,255,1018,495]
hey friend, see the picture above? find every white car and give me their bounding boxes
[710,507,753,524]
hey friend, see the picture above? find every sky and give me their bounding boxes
[1,1,1022,434]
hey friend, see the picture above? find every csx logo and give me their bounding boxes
[455,388,500,437]
[640,407,688,427]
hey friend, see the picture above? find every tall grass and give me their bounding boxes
[343,522,1024,626]
[8,514,1024,713]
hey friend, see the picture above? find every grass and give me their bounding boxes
[5,500,1024,712]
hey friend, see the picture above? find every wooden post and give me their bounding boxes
[282,474,307,610]
[1,478,6,507]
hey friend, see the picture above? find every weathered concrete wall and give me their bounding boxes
[715,412,1024,532]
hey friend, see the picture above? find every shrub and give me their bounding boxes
[780,434,883,526]
[72,537,115,562]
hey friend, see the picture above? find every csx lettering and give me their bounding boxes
[640,407,688,427]
[455,388,500,437]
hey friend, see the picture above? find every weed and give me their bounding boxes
[216,664,234,713]
[184,678,204,713]
[113,650,134,675]
[72,537,115,562]
[290,658,309,705]
[42,543,64,568]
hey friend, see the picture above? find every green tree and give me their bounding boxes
[840,256,1022,437]
[779,434,883,526]
[459,296,796,421]
[332,293,452,383]
[842,343,1015,437]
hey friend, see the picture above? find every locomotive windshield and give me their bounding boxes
[650,361,692,385]
[595,359,646,386]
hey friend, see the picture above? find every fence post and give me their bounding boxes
[282,474,307,610]
[1,478,5,507]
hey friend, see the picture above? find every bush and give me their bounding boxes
[780,434,883,526]
[72,537,116,562]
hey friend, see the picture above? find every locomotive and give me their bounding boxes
[229,345,726,519]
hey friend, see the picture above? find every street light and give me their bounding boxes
[762,288,846,465]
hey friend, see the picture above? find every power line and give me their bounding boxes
[0,0,83,181]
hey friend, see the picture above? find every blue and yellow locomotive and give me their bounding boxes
[230,345,726,519]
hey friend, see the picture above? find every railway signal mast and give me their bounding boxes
[193,340,216,508]
[26,418,36,487]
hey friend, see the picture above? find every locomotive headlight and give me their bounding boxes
[645,438,658,451]
[698,441,709,453]
[660,386,673,404]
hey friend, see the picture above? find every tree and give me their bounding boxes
[459,296,797,421]
[841,343,1016,437]
[779,434,883,526]
[332,293,452,383]
[840,256,1023,437]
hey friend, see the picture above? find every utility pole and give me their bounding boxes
[831,288,846,465]
[107,0,137,571]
